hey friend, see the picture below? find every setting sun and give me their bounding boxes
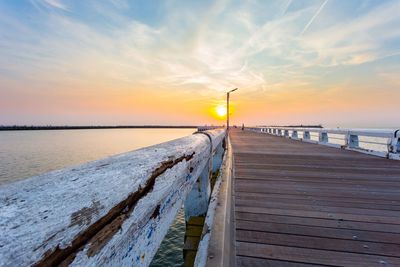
[216,105,227,117]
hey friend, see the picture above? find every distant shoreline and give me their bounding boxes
[0,125,201,131]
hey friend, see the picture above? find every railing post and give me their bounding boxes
[346,133,359,148]
[291,130,298,139]
[284,130,289,137]
[184,159,211,221]
[212,138,225,172]
[303,131,310,140]
[184,133,215,221]
[184,133,226,221]
[388,133,400,154]
[319,132,328,143]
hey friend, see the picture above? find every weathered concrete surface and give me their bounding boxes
[0,129,225,267]
[185,131,226,220]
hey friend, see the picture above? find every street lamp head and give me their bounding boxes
[228,88,238,93]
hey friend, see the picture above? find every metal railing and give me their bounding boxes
[247,127,400,160]
[0,129,226,267]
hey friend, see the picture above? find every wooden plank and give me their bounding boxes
[235,164,400,176]
[237,256,323,267]
[235,169,400,181]
[235,212,400,234]
[235,206,400,225]
[236,219,400,244]
[236,230,400,257]
[236,242,400,266]
[235,175,400,186]
[229,129,400,265]
[235,199,400,217]
[235,191,400,206]
[235,179,400,194]
[234,188,400,205]
[234,155,400,168]
[235,194,400,211]
[235,184,400,201]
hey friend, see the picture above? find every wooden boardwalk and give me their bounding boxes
[229,129,400,267]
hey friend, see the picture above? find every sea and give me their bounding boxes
[0,128,195,266]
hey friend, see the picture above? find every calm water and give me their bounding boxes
[0,128,195,184]
[151,208,186,267]
[0,128,195,266]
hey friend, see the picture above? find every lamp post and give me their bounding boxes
[226,88,238,131]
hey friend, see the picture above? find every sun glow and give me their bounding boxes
[216,105,227,117]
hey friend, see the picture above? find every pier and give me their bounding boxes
[2,1,400,266]
[1,127,400,266]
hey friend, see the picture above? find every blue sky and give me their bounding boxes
[0,0,399,127]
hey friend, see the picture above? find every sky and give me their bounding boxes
[0,0,399,127]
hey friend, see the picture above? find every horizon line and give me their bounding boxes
[0,125,209,131]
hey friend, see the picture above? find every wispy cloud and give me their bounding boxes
[43,0,67,10]
[282,0,292,16]
[30,0,69,11]
[301,0,400,65]
[300,0,329,35]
